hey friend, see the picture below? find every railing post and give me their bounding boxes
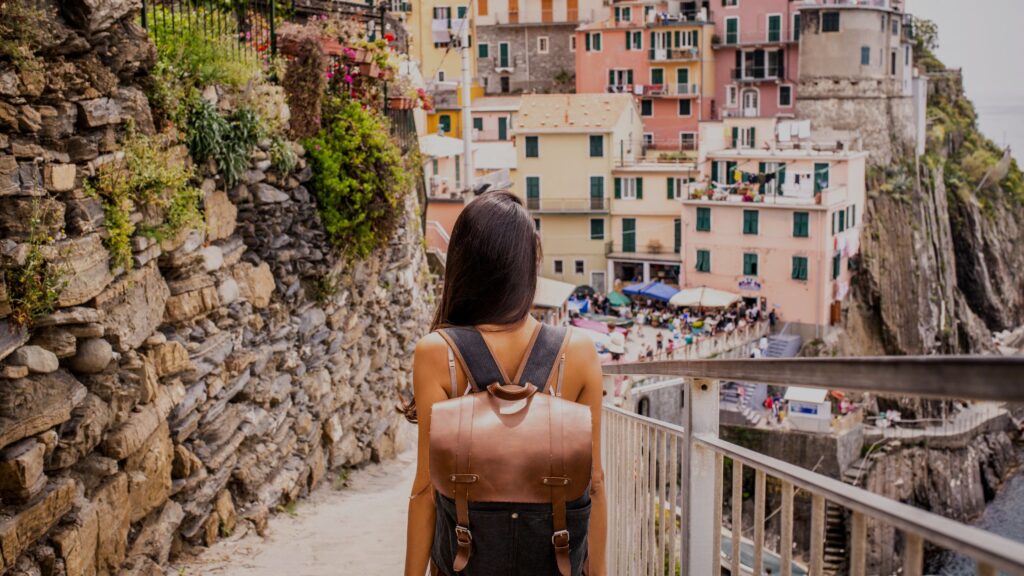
[269,0,277,58]
[684,377,719,576]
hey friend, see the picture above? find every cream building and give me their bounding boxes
[512,93,643,291]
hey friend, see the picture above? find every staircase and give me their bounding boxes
[823,442,896,574]
[765,334,802,358]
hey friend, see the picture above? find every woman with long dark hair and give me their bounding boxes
[403,191,607,575]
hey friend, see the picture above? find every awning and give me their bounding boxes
[784,387,829,403]
[669,286,742,309]
[622,281,679,303]
[607,291,631,307]
[534,276,576,309]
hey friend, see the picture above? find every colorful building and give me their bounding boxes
[679,136,867,336]
[708,0,801,120]
[574,0,715,154]
[475,0,608,94]
[405,0,477,84]
[512,93,642,291]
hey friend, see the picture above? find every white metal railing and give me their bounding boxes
[601,357,1024,576]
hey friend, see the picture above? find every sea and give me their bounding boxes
[974,96,1024,164]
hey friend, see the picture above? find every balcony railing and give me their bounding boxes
[731,67,785,82]
[483,8,602,25]
[526,197,608,212]
[648,47,701,62]
[601,357,1024,575]
[716,32,798,47]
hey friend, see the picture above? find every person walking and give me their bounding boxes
[403,192,606,576]
[759,334,769,356]
[655,332,664,358]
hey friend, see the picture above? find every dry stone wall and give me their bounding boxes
[0,2,433,574]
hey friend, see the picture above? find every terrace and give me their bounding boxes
[601,357,1024,575]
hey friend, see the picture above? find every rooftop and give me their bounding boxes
[515,93,635,133]
[473,95,521,112]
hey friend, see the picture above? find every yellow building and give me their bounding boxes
[513,93,643,292]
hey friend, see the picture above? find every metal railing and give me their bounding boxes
[140,0,279,62]
[600,357,1024,575]
[648,47,701,62]
[731,66,786,82]
[717,31,798,47]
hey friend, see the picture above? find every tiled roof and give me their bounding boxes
[515,93,634,132]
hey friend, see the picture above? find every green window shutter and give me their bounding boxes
[586,33,591,51]
[768,14,781,42]
[589,134,604,157]
[590,176,604,200]
[678,99,691,116]
[635,177,643,199]
[851,205,857,227]
[749,127,756,147]
[622,218,636,252]
[667,177,675,199]
[590,218,604,240]
[674,30,681,48]
[696,207,711,232]
[457,6,467,18]
[674,219,681,253]
[731,127,739,148]
[595,33,601,50]
[439,115,451,134]
[473,117,483,131]
[627,69,634,84]
[778,166,787,195]
[744,253,758,276]
[792,256,808,280]
[793,212,809,237]
[839,209,846,232]
[614,177,622,199]
[526,177,540,198]
[758,162,767,194]
[696,249,710,272]
[794,14,801,41]
[478,44,489,58]
[525,136,539,158]
[743,210,759,235]
[726,161,737,185]
[833,254,841,279]
[832,212,837,235]
[651,68,664,84]
[711,161,719,184]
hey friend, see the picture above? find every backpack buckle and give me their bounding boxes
[455,525,473,545]
[551,529,570,549]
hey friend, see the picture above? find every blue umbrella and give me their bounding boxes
[623,282,679,303]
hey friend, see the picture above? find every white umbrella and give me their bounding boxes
[669,286,742,309]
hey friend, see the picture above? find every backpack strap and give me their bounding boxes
[438,327,510,392]
[546,387,572,576]
[512,325,571,394]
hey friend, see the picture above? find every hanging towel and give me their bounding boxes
[431,19,450,44]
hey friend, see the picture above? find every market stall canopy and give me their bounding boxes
[622,281,680,303]
[784,387,829,403]
[607,291,631,307]
[534,276,576,309]
[669,286,742,309]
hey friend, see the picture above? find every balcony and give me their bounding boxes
[526,196,608,213]
[682,185,849,207]
[484,8,602,25]
[642,82,700,97]
[731,67,785,83]
[646,9,712,27]
[648,46,701,62]
[716,32,798,48]
[601,357,1024,575]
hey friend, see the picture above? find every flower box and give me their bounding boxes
[388,97,417,110]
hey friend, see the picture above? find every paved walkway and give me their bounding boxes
[175,449,416,576]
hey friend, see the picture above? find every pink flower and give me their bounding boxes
[326,71,334,79]
[343,74,353,84]
[315,144,321,151]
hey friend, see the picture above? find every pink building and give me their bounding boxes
[708,0,801,120]
[574,1,715,154]
[680,146,867,337]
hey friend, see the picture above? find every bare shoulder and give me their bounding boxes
[414,332,448,371]
[564,327,600,367]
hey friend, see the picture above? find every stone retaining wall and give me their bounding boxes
[0,2,433,575]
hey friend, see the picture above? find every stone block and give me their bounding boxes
[51,499,99,576]
[163,285,220,323]
[125,422,172,523]
[44,164,76,192]
[0,478,76,572]
[101,382,182,460]
[115,86,154,135]
[7,345,60,374]
[146,341,192,378]
[92,473,129,575]
[252,183,289,204]
[0,370,86,450]
[0,319,30,362]
[0,197,64,240]
[0,439,46,502]
[94,262,169,352]
[0,155,18,195]
[127,500,183,565]
[50,394,112,470]
[232,262,276,308]
[32,307,103,328]
[38,103,77,141]
[43,234,114,308]
[77,98,121,128]
[28,328,77,359]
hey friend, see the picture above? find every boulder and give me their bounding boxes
[0,370,86,450]
[146,341,192,378]
[0,478,77,573]
[116,86,154,135]
[0,439,46,502]
[62,0,143,34]
[163,285,220,323]
[68,338,113,374]
[0,319,30,362]
[77,98,122,128]
[217,278,240,305]
[94,262,169,351]
[199,245,224,272]
[7,345,60,374]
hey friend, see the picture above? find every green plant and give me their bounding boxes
[183,95,229,163]
[305,99,410,259]
[283,35,327,139]
[3,202,68,327]
[270,135,298,174]
[182,97,264,187]
[0,2,51,73]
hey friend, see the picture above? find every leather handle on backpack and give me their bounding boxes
[487,382,538,401]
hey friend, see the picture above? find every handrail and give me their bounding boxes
[602,356,1024,402]
[695,433,1024,573]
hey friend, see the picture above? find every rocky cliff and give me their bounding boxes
[0,2,433,575]
[842,64,1024,356]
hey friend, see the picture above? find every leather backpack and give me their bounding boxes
[430,324,593,576]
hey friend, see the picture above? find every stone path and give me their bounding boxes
[174,449,416,576]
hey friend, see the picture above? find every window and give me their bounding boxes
[743,253,759,276]
[575,260,585,275]
[793,212,809,237]
[614,177,643,200]
[838,208,846,232]
[890,49,897,75]
[500,76,510,93]
[534,218,541,231]
[696,249,711,273]
[696,207,711,232]
[814,163,830,192]
[438,70,446,82]
[793,13,801,41]
[438,114,452,134]
[792,256,808,281]
[537,37,549,54]
[861,46,871,66]
[432,157,439,175]
[733,126,756,149]
[727,85,738,107]
[554,260,564,274]
[832,253,841,279]
[850,204,857,227]
[498,42,510,67]
[678,99,692,117]
[589,176,604,209]
[614,6,632,22]
[892,19,899,36]
[525,136,539,158]
[767,14,782,43]
[590,218,605,240]
[525,176,540,209]
[725,17,739,44]
[822,12,840,33]
[589,134,604,157]
[779,85,793,107]
[622,218,636,252]
[680,132,697,151]
[641,99,653,117]
[651,68,664,85]
[478,43,489,58]
[472,117,483,132]
[674,219,681,253]
[626,30,643,51]
[585,32,602,51]
[457,6,467,18]
[643,133,654,147]
[743,210,759,235]
[723,0,737,7]
[570,36,577,52]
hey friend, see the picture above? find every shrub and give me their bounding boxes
[0,2,51,73]
[2,202,68,327]
[182,96,264,187]
[270,135,298,174]
[305,99,410,259]
[283,35,327,139]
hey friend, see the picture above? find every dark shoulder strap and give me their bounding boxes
[512,325,570,393]
[438,327,508,391]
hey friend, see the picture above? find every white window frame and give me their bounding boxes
[792,12,801,41]
[621,177,639,199]
[643,132,654,147]
[725,16,740,44]
[537,36,549,54]
[738,127,755,149]
[574,260,585,275]
[766,13,783,42]
[586,32,603,52]
[569,35,577,52]
[778,84,794,108]
[679,132,697,151]
[626,30,643,51]
[723,0,738,7]
[726,84,738,107]
[553,259,564,274]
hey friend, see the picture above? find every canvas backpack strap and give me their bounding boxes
[545,395,572,576]
[512,325,570,394]
[439,327,509,391]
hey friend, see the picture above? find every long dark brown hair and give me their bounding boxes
[401,191,541,422]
